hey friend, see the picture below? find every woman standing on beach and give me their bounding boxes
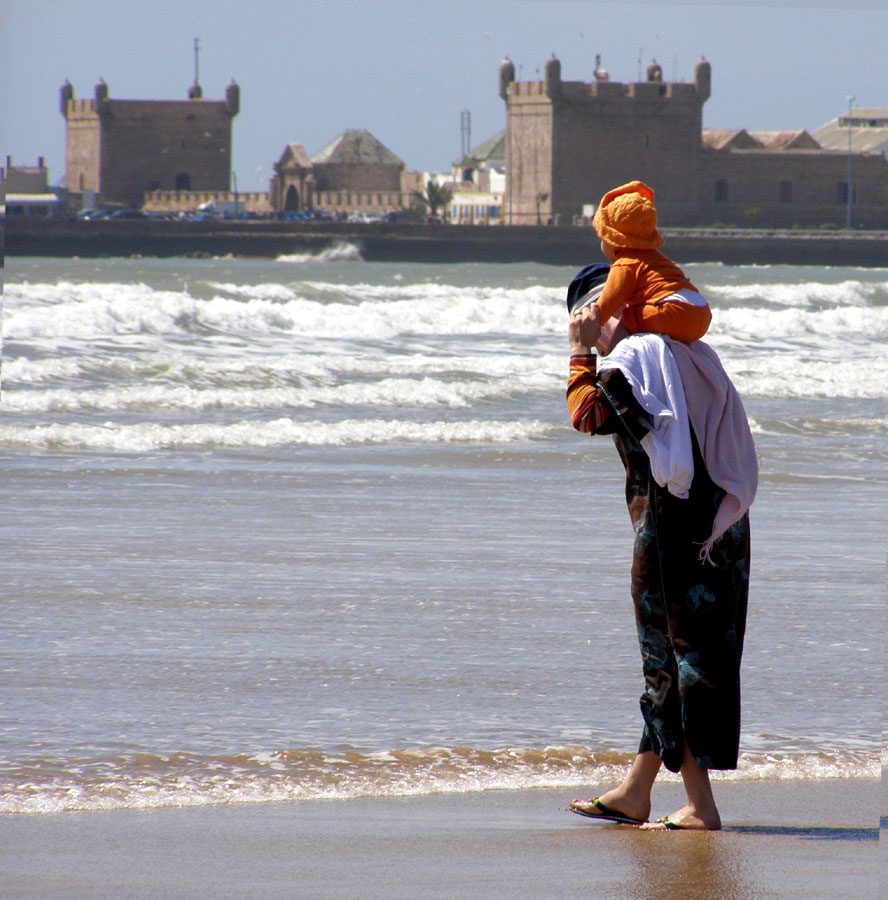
[564,270,757,831]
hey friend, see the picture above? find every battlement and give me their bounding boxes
[502,54,710,107]
[64,98,234,119]
[508,77,704,106]
[64,98,99,117]
[508,80,550,98]
[60,80,239,119]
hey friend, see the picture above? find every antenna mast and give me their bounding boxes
[194,37,201,86]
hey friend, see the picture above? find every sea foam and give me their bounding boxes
[1,744,877,814]
[0,418,556,451]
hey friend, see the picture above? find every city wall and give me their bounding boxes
[6,218,888,267]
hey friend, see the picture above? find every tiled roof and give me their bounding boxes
[747,130,820,150]
[812,109,888,157]
[453,131,506,167]
[279,143,312,168]
[312,129,403,166]
[702,129,822,151]
[701,129,761,150]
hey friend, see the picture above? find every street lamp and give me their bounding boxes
[846,95,855,230]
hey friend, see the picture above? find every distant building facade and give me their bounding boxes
[60,77,239,208]
[449,131,505,224]
[1,155,62,217]
[269,129,422,216]
[812,108,888,160]
[499,55,888,229]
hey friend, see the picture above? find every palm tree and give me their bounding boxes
[412,180,452,219]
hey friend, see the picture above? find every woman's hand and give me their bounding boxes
[568,303,602,355]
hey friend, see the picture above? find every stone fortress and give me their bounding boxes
[59,75,242,209]
[499,54,887,229]
[17,53,887,229]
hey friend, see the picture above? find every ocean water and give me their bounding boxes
[1,248,885,814]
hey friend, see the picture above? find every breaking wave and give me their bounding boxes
[275,241,363,263]
[0,418,555,451]
[2,744,876,814]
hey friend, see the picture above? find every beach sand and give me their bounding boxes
[2,778,880,900]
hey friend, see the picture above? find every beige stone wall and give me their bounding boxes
[501,59,887,230]
[272,164,412,213]
[400,170,425,194]
[314,189,409,215]
[503,82,554,224]
[64,100,102,194]
[2,159,50,193]
[100,100,233,206]
[505,77,705,225]
[697,150,888,228]
[554,82,703,226]
[312,161,404,192]
[64,97,234,207]
[143,190,273,214]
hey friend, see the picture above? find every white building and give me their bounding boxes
[447,131,505,224]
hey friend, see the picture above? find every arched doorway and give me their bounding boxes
[284,184,300,211]
[175,172,191,191]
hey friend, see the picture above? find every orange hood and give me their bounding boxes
[593,180,664,250]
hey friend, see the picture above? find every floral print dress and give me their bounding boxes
[568,354,750,772]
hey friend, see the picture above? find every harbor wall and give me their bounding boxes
[5,219,888,267]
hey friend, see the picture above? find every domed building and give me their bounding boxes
[270,128,420,216]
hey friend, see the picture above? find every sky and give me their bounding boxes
[3,0,886,191]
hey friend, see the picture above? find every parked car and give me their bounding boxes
[346,210,384,224]
[77,208,113,220]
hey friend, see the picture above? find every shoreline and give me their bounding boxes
[5,218,888,266]
[2,779,881,900]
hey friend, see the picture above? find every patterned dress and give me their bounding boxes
[567,353,750,772]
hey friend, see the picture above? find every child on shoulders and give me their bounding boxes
[584,180,711,343]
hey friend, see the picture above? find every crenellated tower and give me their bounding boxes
[60,78,240,207]
[500,54,710,225]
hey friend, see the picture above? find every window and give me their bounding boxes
[779,180,793,203]
[715,179,729,203]
[175,173,191,191]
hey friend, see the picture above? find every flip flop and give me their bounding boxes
[649,815,689,830]
[569,797,646,826]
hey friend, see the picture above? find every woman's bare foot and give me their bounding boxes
[639,803,721,831]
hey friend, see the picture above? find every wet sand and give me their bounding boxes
[1,778,880,900]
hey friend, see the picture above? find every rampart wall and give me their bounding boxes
[697,150,888,228]
[7,218,887,267]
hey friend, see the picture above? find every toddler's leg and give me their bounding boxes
[624,301,711,342]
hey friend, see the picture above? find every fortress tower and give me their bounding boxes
[499,55,711,225]
[60,77,239,207]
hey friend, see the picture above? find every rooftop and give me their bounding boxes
[312,129,403,167]
[453,131,506,168]
[812,108,888,158]
[702,129,820,151]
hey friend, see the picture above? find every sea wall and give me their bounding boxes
[5,218,888,267]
